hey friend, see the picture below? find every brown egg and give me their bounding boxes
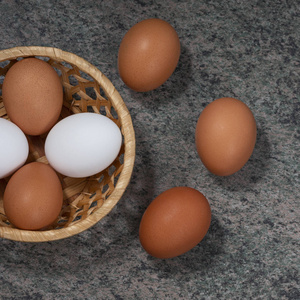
[139,187,211,259]
[3,162,63,230]
[195,97,257,176]
[118,18,180,92]
[2,58,63,136]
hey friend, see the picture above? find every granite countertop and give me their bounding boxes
[0,1,299,299]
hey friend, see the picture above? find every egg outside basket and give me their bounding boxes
[0,46,135,242]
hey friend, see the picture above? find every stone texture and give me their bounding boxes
[0,0,299,299]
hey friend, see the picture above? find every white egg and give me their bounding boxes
[45,113,122,178]
[0,118,29,179]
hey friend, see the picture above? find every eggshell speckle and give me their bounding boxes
[139,187,211,259]
[2,58,63,136]
[118,18,180,92]
[3,162,63,230]
[195,97,257,176]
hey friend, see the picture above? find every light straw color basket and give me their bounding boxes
[0,46,135,242]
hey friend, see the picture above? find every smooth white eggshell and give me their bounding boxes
[0,118,29,179]
[45,113,122,178]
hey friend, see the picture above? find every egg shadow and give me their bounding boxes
[207,121,271,191]
[126,44,193,106]
[0,224,129,277]
[147,214,226,275]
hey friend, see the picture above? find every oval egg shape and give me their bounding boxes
[2,57,63,136]
[195,97,257,176]
[45,113,122,178]
[118,18,180,92]
[0,118,29,179]
[3,162,63,230]
[139,187,211,259]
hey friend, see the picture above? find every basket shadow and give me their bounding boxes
[0,214,225,281]
[111,131,157,238]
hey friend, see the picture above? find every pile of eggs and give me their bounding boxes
[0,58,122,230]
[117,19,256,259]
[1,18,257,259]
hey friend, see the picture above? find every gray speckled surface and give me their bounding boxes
[0,0,299,299]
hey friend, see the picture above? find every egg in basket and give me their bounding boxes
[0,46,135,242]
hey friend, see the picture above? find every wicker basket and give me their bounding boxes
[0,46,135,242]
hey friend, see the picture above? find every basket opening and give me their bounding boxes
[72,93,81,101]
[108,165,116,177]
[79,70,94,82]
[68,74,79,86]
[0,59,17,78]
[102,183,109,196]
[52,66,62,77]
[99,105,107,116]
[34,56,49,63]
[0,60,10,68]
[72,92,81,101]
[60,61,74,71]
[110,106,119,120]
[119,152,124,165]
[85,86,97,100]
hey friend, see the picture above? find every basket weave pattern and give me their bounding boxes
[0,46,135,242]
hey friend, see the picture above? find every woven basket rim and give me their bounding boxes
[0,46,136,242]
